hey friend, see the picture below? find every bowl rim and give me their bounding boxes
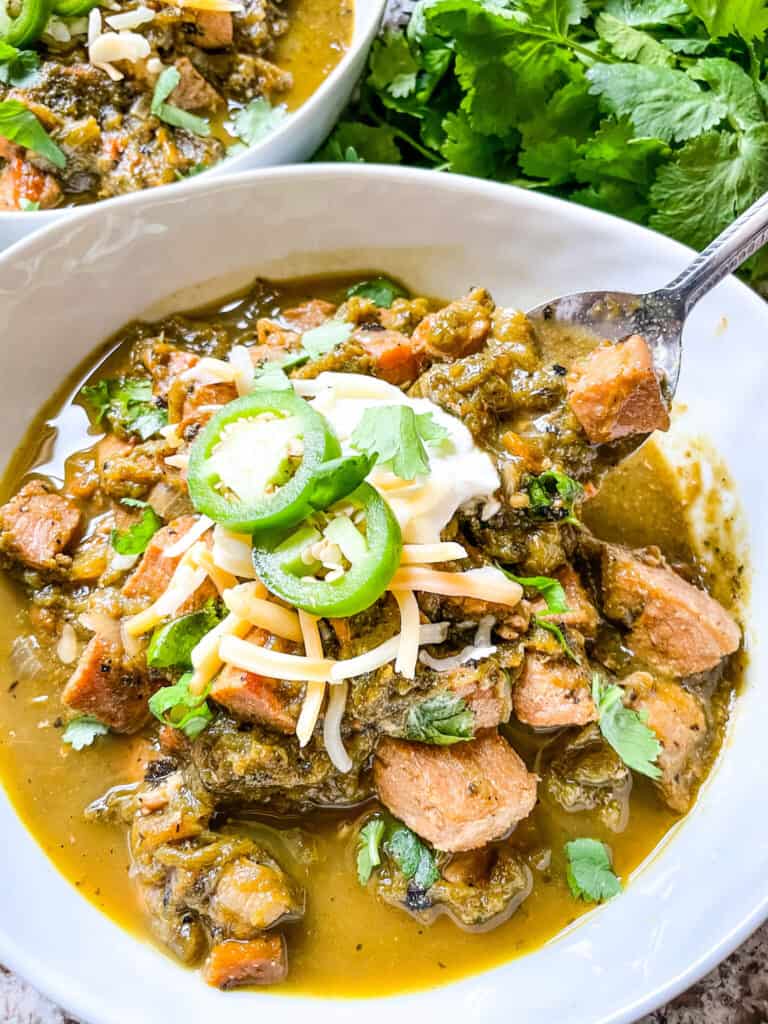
[0,163,766,1024]
[0,0,386,226]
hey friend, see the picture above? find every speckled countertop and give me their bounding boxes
[3,921,768,1023]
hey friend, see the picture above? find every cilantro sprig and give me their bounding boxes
[62,715,109,751]
[356,814,439,890]
[80,377,168,440]
[151,67,210,137]
[0,99,65,169]
[111,499,163,556]
[350,405,450,480]
[318,0,768,286]
[228,97,288,153]
[346,276,409,308]
[592,673,662,779]
[148,672,215,739]
[405,692,475,745]
[565,838,622,903]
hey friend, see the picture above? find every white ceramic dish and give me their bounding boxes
[0,166,766,1024]
[0,0,385,252]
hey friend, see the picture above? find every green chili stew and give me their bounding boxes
[0,272,746,995]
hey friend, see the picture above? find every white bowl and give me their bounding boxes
[1,166,766,1024]
[0,0,385,252]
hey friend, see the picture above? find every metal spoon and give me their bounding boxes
[526,190,768,399]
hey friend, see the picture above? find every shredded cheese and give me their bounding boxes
[219,635,334,683]
[295,611,326,747]
[196,546,238,595]
[329,621,449,682]
[324,681,353,773]
[162,515,213,559]
[393,589,420,679]
[223,583,302,642]
[187,611,252,696]
[178,0,244,11]
[88,7,151,81]
[388,566,523,607]
[400,542,468,565]
[212,525,257,579]
[105,6,154,29]
[124,544,208,637]
[165,454,190,471]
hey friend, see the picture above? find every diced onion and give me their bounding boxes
[180,356,236,387]
[188,611,251,696]
[223,583,302,642]
[388,566,523,607]
[212,525,257,579]
[89,28,150,77]
[474,615,496,648]
[165,454,190,470]
[57,624,79,665]
[329,622,449,682]
[400,542,468,565]
[392,589,420,679]
[78,611,121,643]
[162,515,213,559]
[323,681,353,773]
[229,345,255,397]
[219,635,334,683]
[296,611,326,747]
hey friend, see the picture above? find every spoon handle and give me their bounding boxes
[659,190,768,315]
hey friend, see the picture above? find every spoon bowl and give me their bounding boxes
[526,190,768,404]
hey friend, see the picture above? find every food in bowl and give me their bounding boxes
[0,271,743,993]
[0,0,352,209]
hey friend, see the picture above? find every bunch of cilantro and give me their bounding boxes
[317,0,768,284]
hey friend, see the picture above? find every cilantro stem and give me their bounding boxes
[365,102,441,164]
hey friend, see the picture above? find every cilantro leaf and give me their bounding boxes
[0,99,65,169]
[587,63,727,143]
[526,470,583,524]
[231,97,288,148]
[357,816,386,884]
[685,0,768,42]
[565,838,622,902]
[346,276,409,307]
[603,0,687,27]
[405,693,475,745]
[147,600,222,669]
[689,58,764,132]
[316,121,402,164]
[595,13,675,66]
[148,672,215,739]
[385,824,439,890]
[80,377,168,440]
[301,320,353,360]
[650,126,768,251]
[369,30,421,99]
[62,716,109,751]
[534,616,578,660]
[0,46,40,88]
[592,674,662,779]
[500,569,568,614]
[350,405,449,480]
[151,67,210,137]
[111,502,163,556]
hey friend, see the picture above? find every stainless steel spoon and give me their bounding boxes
[526,190,768,399]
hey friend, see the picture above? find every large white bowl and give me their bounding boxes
[1,166,766,1024]
[0,0,385,251]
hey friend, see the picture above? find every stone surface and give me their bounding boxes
[3,921,768,1022]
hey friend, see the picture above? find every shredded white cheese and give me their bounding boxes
[211,525,258,579]
[388,566,523,607]
[329,621,449,682]
[125,544,208,636]
[162,515,213,559]
[223,582,303,642]
[392,589,420,679]
[105,6,155,29]
[88,7,151,81]
[219,635,334,683]
[187,610,252,695]
[295,611,326,748]
[323,681,353,773]
[400,542,467,565]
[228,345,255,397]
[180,357,236,387]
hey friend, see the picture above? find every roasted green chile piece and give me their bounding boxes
[187,390,356,533]
[252,483,402,617]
